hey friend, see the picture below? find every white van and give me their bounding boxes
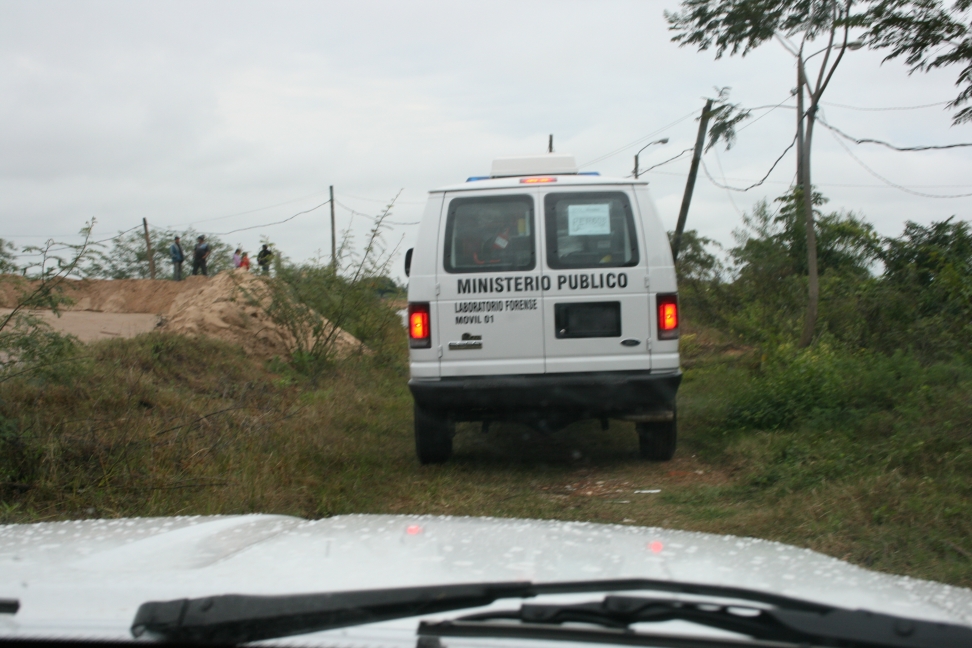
[404,154,681,464]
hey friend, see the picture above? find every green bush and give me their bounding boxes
[723,345,971,431]
[0,414,38,488]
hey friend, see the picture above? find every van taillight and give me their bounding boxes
[408,303,431,348]
[657,293,679,340]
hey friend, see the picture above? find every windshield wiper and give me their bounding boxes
[419,594,972,648]
[130,577,972,647]
[132,581,532,644]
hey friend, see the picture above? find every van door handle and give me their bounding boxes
[620,338,641,347]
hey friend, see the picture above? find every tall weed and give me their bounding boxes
[0,223,95,381]
[265,194,406,374]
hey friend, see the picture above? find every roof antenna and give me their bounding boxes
[548,134,554,153]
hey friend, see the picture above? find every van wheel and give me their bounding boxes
[636,414,677,461]
[414,405,454,464]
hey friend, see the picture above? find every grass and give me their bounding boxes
[1,324,971,588]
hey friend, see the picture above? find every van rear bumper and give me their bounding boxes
[408,370,681,421]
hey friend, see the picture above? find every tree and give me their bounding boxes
[865,1,972,125]
[732,187,880,278]
[881,217,972,321]
[668,0,869,346]
[668,1,972,346]
[723,188,881,344]
[0,239,17,275]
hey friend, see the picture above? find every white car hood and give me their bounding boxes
[1,514,970,644]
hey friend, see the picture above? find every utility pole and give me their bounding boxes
[329,185,336,272]
[671,98,714,262]
[142,218,156,279]
[548,134,553,153]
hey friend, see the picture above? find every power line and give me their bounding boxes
[821,100,950,112]
[713,147,744,217]
[746,103,796,111]
[92,225,142,246]
[12,225,143,258]
[579,108,701,168]
[7,193,420,255]
[211,200,331,236]
[166,190,330,227]
[649,167,972,188]
[336,191,425,206]
[700,136,797,192]
[633,148,694,177]
[334,201,418,226]
[4,233,80,239]
[10,197,409,263]
[827,128,972,199]
[818,117,972,151]
[736,96,797,133]
[587,97,794,178]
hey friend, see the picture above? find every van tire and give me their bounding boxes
[636,414,677,461]
[414,405,454,464]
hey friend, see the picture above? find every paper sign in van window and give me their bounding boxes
[567,204,611,236]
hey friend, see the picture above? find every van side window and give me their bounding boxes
[544,192,639,269]
[443,195,536,273]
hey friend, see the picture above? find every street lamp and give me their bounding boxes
[633,138,669,179]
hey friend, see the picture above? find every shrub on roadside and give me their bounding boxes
[724,345,971,431]
[263,194,407,375]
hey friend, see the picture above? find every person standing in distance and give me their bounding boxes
[170,236,185,281]
[192,235,210,276]
[257,244,273,275]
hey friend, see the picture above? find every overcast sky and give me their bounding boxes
[2,0,970,279]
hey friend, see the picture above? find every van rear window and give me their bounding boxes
[544,192,639,269]
[443,195,536,274]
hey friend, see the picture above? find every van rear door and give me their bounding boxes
[540,189,651,373]
[436,190,546,377]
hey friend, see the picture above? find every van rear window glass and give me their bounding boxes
[544,192,638,269]
[443,195,536,274]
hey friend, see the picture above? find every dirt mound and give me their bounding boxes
[0,273,364,359]
[159,271,363,359]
